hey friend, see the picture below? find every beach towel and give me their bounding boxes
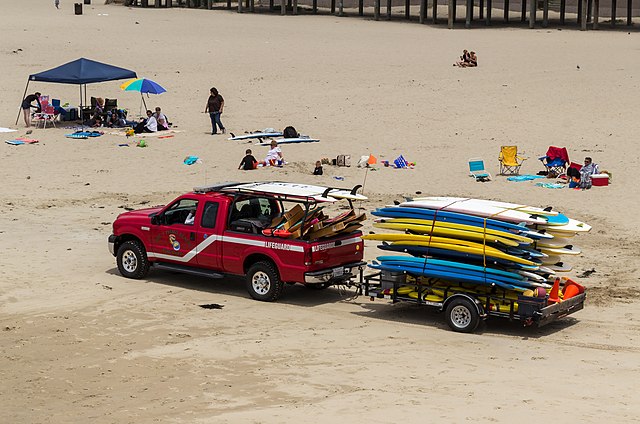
[535,182,565,189]
[0,127,18,133]
[5,140,25,145]
[507,175,545,182]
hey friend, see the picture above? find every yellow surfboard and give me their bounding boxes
[373,222,521,247]
[375,217,533,244]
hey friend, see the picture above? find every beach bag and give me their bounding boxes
[283,126,299,139]
[337,155,351,167]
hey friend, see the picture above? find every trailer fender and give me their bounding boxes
[443,294,487,319]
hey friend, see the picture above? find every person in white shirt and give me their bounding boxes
[154,107,170,131]
[262,140,284,166]
[134,110,157,133]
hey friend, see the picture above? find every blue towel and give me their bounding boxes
[183,155,200,165]
[535,182,565,189]
[507,175,545,182]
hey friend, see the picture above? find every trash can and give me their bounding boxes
[74,3,82,14]
[84,0,91,4]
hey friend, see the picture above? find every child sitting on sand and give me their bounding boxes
[313,160,323,175]
[238,149,258,170]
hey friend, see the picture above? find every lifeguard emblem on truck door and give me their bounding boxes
[169,234,180,251]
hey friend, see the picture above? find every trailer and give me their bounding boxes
[361,271,586,333]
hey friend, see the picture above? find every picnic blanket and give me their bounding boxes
[535,182,565,189]
[65,131,103,139]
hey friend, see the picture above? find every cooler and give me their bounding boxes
[591,174,609,186]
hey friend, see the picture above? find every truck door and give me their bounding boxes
[194,201,222,270]
[148,198,200,265]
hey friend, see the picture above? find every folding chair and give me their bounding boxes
[539,146,569,177]
[468,158,491,182]
[498,146,526,175]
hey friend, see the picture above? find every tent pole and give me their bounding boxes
[15,80,31,126]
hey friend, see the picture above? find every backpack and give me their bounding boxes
[283,126,299,139]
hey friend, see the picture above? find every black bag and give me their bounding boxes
[283,126,299,139]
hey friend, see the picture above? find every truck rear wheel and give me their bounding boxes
[246,261,283,302]
[444,298,480,333]
[116,240,150,279]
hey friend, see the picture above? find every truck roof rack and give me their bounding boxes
[193,182,241,194]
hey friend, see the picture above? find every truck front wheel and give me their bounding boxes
[246,261,283,302]
[116,240,150,279]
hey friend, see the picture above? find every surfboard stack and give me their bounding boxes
[262,204,366,240]
[364,197,591,307]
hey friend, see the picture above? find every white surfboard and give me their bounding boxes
[228,131,282,141]
[412,197,560,216]
[229,182,367,202]
[539,218,592,234]
[256,137,320,145]
[401,198,549,225]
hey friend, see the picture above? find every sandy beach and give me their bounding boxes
[1,1,640,423]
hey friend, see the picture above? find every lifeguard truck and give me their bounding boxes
[108,182,367,301]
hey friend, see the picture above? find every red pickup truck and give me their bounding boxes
[108,182,366,301]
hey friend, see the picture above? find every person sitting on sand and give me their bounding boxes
[261,140,283,167]
[454,49,470,67]
[578,157,599,189]
[455,50,477,68]
[239,149,258,170]
[313,160,323,175]
[154,107,170,130]
[134,110,157,134]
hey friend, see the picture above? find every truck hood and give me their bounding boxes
[117,206,164,222]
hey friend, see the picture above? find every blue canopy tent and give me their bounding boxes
[17,58,137,125]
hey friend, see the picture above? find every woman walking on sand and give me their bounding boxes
[204,87,225,135]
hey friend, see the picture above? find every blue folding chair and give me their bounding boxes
[468,158,491,182]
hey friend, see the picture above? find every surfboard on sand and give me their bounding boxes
[227,131,283,141]
[255,137,320,145]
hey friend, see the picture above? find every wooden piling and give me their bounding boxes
[628,0,632,25]
[480,0,484,19]
[504,0,509,21]
[281,0,285,15]
[581,0,587,29]
[542,0,548,26]
[420,0,426,23]
[433,0,438,23]
[387,0,392,20]
[577,0,582,24]
[359,0,364,15]
[293,0,297,15]
[560,0,565,23]
[406,0,410,19]
[521,0,526,22]
[207,0,212,9]
[452,0,457,22]
[593,0,599,28]
[466,0,471,27]
[611,0,616,25]
[529,0,535,28]
[448,0,454,27]
[375,0,380,20]
[486,0,492,24]
[331,0,336,14]
[338,0,342,16]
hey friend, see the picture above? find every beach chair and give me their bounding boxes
[498,146,526,175]
[539,146,569,177]
[468,158,491,182]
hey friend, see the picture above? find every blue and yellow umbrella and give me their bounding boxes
[120,78,166,110]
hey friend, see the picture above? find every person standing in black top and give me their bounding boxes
[238,149,257,170]
[204,87,225,135]
[21,92,41,128]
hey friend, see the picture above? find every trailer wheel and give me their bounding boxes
[246,261,283,302]
[445,298,480,333]
[116,240,149,279]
